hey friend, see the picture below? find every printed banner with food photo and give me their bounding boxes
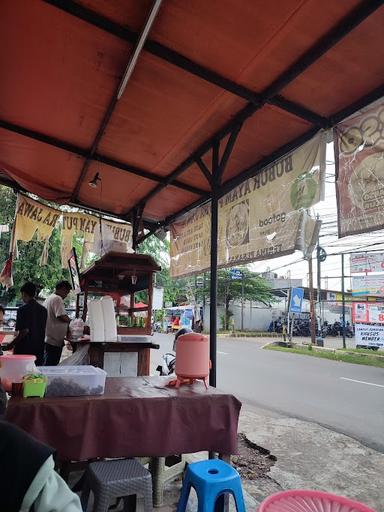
[170,203,211,278]
[170,132,325,276]
[335,100,384,237]
[217,132,326,267]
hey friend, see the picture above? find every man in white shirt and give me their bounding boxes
[44,281,72,366]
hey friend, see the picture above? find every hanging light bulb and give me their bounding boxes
[131,274,138,285]
[88,172,101,188]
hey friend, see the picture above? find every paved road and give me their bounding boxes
[151,333,384,452]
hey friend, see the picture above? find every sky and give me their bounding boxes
[249,143,384,292]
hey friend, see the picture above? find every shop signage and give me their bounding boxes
[350,252,384,273]
[170,133,325,277]
[335,100,384,237]
[11,194,132,268]
[352,302,384,324]
[351,275,384,297]
[289,287,304,313]
[355,323,384,348]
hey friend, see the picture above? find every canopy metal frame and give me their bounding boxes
[1,1,383,386]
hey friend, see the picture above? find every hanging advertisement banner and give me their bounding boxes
[61,213,132,267]
[350,252,384,273]
[351,275,384,297]
[170,133,326,277]
[335,101,384,237]
[13,194,60,264]
[355,323,384,348]
[7,193,132,269]
[170,203,211,278]
[13,194,60,245]
[352,302,384,324]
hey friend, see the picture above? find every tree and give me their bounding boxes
[201,267,275,330]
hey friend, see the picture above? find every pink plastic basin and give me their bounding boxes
[258,489,376,512]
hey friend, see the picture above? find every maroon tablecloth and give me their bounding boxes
[6,377,241,462]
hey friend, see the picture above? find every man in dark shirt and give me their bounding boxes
[10,282,47,366]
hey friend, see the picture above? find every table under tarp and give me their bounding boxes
[5,376,241,462]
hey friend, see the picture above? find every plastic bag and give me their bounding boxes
[69,318,85,342]
[59,343,90,366]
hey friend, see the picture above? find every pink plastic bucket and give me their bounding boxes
[0,354,37,391]
[175,333,209,379]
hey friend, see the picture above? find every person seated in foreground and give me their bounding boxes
[0,382,6,418]
[0,421,82,512]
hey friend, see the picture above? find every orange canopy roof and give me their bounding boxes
[0,0,383,231]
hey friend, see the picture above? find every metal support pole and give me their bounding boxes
[286,289,290,342]
[209,192,219,387]
[341,253,346,349]
[317,244,321,336]
[241,273,244,331]
[308,257,316,345]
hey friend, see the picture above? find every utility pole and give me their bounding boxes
[241,272,244,331]
[341,253,346,349]
[308,257,316,345]
[317,244,321,333]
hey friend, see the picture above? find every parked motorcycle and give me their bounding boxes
[156,327,192,376]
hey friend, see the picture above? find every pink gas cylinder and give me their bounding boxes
[175,333,209,388]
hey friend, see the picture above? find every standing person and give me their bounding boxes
[44,281,72,366]
[0,305,4,326]
[9,282,47,366]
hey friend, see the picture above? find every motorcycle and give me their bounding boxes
[156,327,192,376]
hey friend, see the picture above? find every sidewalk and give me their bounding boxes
[152,405,384,511]
[80,403,383,511]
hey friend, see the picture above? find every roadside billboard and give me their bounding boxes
[355,323,384,348]
[350,252,384,274]
[352,302,384,324]
[351,275,384,297]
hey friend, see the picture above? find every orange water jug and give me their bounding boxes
[175,333,209,388]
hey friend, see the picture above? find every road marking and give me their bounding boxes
[218,351,229,355]
[340,377,384,388]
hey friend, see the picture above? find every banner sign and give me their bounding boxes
[170,203,211,277]
[170,133,325,277]
[14,194,60,245]
[350,252,384,274]
[351,275,384,297]
[61,213,132,267]
[11,194,132,269]
[289,287,304,313]
[335,101,384,237]
[353,302,384,324]
[355,323,384,348]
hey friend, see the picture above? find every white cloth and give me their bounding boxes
[88,300,104,342]
[101,296,117,341]
[20,455,82,512]
[44,294,68,347]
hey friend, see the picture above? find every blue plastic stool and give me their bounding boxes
[177,459,246,512]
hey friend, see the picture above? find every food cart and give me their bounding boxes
[74,252,161,376]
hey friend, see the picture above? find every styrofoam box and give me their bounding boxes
[37,365,107,397]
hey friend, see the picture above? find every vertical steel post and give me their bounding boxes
[209,191,219,387]
[317,244,321,335]
[241,273,244,331]
[341,253,346,349]
[308,257,316,345]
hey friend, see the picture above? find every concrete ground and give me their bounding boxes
[95,403,382,511]
[148,405,384,511]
